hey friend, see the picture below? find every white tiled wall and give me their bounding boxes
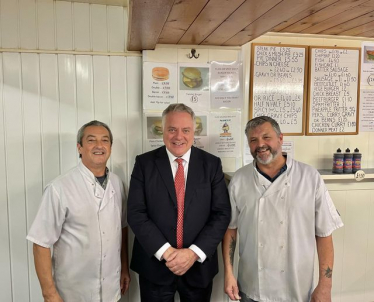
[0,1,141,302]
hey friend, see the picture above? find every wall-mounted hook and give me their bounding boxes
[188,48,200,59]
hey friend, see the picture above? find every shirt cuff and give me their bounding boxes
[189,245,206,263]
[154,243,171,261]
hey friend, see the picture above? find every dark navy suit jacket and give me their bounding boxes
[127,146,231,288]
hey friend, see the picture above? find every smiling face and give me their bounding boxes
[247,122,283,166]
[163,111,194,157]
[77,125,111,175]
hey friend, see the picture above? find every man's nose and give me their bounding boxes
[175,129,183,138]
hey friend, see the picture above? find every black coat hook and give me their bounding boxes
[188,49,199,59]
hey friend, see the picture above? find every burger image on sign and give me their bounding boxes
[150,120,163,137]
[194,117,203,136]
[182,67,203,88]
[152,67,169,81]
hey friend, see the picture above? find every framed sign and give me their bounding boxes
[250,43,308,135]
[307,47,360,135]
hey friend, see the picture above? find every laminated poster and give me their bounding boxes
[361,41,374,87]
[210,61,242,109]
[359,89,374,132]
[144,113,164,152]
[209,111,241,157]
[143,62,177,110]
[178,63,210,111]
[193,112,210,151]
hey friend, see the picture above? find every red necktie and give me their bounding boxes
[175,158,185,249]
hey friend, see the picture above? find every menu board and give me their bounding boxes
[307,47,360,135]
[250,44,308,135]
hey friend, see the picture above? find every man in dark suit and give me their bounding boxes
[128,103,231,302]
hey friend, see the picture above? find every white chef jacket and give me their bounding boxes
[228,155,343,302]
[27,161,127,302]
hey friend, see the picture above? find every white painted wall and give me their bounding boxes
[0,1,141,302]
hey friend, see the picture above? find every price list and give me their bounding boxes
[143,62,177,110]
[308,48,359,135]
[251,44,307,135]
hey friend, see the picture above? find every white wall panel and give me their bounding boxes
[108,6,125,52]
[40,54,60,185]
[3,52,29,302]
[109,56,127,182]
[340,191,371,302]
[76,55,94,126]
[20,53,43,302]
[37,0,56,50]
[329,191,347,302]
[93,56,110,124]
[73,2,90,51]
[365,193,374,301]
[56,1,73,50]
[1,0,19,48]
[19,0,37,49]
[126,56,142,302]
[0,53,12,302]
[58,54,77,173]
[91,4,108,52]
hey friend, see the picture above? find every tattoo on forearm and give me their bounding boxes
[324,266,332,278]
[229,235,236,266]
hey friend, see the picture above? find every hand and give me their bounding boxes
[224,273,241,301]
[162,246,177,261]
[120,270,131,294]
[43,292,63,302]
[311,284,332,302]
[165,249,198,276]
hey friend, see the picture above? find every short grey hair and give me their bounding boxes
[245,116,282,137]
[77,120,113,146]
[162,103,196,129]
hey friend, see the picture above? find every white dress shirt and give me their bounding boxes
[154,148,207,263]
[228,155,343,302]
[27,161,127,302]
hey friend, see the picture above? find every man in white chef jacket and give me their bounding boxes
[222,116,343,302]
[27,120,130,302]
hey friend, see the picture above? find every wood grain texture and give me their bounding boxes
[127,0,174,50]
[178,0,246,45]
[272,0,338,32]
[158,0,209,44]
[301,0,374,34]
[202,0,281,45]
[280,0,369,33]
[223,0,322,46]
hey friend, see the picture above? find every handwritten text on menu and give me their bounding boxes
[252,44,306,134]
[309,48,359,134]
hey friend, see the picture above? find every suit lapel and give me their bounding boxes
[184,147,202,212]
[155,146,177,206]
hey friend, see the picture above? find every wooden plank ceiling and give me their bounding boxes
[127,0,374,51]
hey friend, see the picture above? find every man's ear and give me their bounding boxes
[279,133,284,144]
[77,143,82,154]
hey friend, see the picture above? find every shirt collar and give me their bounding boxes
[166,147,191,165]
[255,154,288,183]
[78,160,109,189]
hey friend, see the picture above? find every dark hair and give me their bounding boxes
[162,103,196,129]
[244,116,282,136]
[77,120,113,146]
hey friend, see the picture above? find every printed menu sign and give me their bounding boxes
[210,61,242,109]
[251,44,307,135]
[143,62,177,110]
[209,111,241,157]
[307,47,360,135]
